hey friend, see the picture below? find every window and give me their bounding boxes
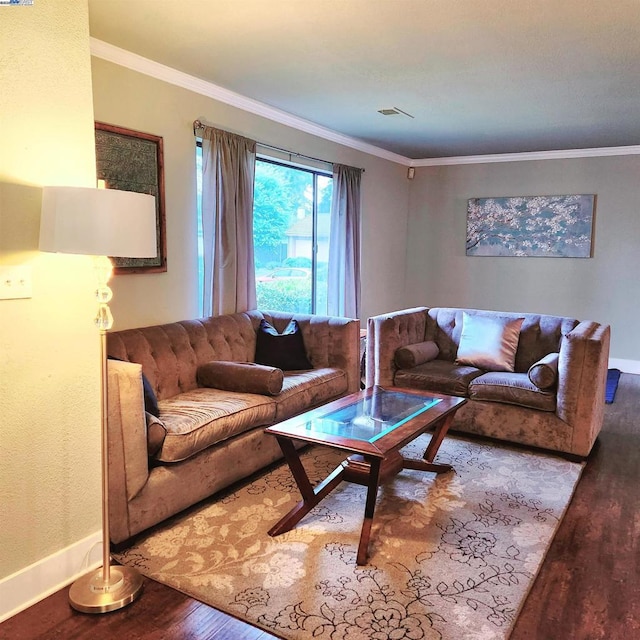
[196,144,332,315]
[253,157,332,315]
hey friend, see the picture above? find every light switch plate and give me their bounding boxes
[0,266,32,300]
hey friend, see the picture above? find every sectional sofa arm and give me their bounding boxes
[107,359,151,540]
[556,321,611,455]
[298,313,361,393]
[365,307,429,388]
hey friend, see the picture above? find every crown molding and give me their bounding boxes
[410,145,640,166]
[90,38,640,169]
[89,38,410,166]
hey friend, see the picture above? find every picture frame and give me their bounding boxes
[95,122,167,274]
[466,194,596,258]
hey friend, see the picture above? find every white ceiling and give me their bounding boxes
[88,0,640,160]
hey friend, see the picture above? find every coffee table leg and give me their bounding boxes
[424,413,455,461]
[403,412,455,474]
[356,457,381,565]
[268,436,345,537]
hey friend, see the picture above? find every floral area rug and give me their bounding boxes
[115,435,584,640]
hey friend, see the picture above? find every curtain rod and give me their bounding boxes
[193,120,364,173]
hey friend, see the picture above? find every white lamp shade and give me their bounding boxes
[39,186,158,258]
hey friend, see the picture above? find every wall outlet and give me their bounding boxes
[0,266,32,300]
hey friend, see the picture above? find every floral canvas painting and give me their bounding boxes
[466,194,595,257]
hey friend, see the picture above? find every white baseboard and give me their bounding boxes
[0,530,102,623]
[608,358,640,374]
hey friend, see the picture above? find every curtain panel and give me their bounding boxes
[200,126,257,316]
[328,164,362,319]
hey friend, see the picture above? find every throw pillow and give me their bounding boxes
[528,352,560,390]
[394,340,440,369]
[455,312,524,372]
[197,360,284,396]
[254,319,313,371]
[108,356,160,418]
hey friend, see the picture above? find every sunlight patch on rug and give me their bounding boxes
[116,435,583,640]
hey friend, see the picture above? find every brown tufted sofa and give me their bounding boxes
[366,307,610,458]
[106,309,360,544]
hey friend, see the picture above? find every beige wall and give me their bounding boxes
[0,1,101,579]
[406,156,640,360]
[90,57,411,330]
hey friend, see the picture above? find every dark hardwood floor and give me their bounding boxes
[2,374,639,640]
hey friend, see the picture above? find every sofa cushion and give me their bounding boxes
[394,359,484,397]
[255,319,313,371]
[528,352,559,390]
[156,388,276,463]
[394,340,439,369]
[456,312,524,372]
[197,361,284,396]
[469,372,556,412]
[274,367,349,421]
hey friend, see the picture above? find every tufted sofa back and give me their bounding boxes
[107,312,260,401]
[425,308,579,373]
[108,309,361,401]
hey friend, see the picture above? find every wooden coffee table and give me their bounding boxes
[265,385,467,565]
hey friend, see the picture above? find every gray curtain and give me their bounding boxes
[200,126,257,316]
[328,164,362,319]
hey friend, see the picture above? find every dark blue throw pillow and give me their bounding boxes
[107,356,160,418]
[254,319,313,371]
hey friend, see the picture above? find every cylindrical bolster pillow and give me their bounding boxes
[394,340,440,369]
[145,412,167,458]
[528,352,559,390]
[197,361,284,396]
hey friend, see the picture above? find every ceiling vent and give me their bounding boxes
[377,107,414,118]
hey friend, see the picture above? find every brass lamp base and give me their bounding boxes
[69,565,144,614]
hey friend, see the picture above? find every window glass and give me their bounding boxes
[314,173,333,315]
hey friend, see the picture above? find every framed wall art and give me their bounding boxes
[95,122,167,273]
[466,194,595,258]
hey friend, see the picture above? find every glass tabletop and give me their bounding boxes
[300,387,441,443]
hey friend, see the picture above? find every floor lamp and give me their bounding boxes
[39,186,157,613]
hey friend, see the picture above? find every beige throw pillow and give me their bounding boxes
[528,352,559,389]
[456,312,524,372]
[197,361,284,396]
[394,341,440,369]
